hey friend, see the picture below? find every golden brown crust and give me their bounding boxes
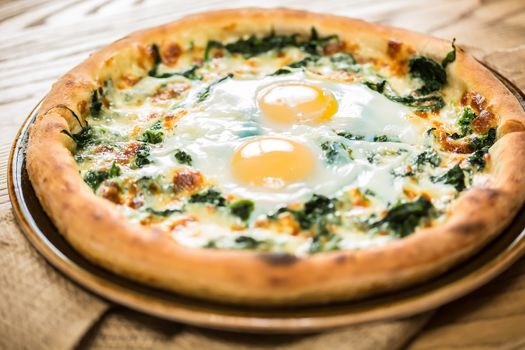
[26,8,525,305]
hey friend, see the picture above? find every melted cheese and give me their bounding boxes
[73,41,490,255]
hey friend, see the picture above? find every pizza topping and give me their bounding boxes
[431,164,466,192]
[84,162,121,191]
[369,197,435,237]
[172,169,203,193]
[70,29,494,254]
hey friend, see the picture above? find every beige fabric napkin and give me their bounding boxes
[0,209,431,350]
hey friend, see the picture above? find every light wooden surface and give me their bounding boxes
[1,1,524,348]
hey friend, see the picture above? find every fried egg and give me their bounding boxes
[144,72,432,217]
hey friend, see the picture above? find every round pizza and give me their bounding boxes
[26,8,525,306]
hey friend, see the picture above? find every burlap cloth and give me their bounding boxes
[0,209,431,349]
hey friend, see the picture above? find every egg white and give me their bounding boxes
[142,72,438,218]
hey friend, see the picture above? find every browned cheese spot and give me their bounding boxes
[173,169,203,194]
[162,43,182,66]
[387,39,402,59]
[99,182,122,204]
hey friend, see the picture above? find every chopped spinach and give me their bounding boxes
[321,141,352,164]
[140,121,164,144]
[330,52,358,71]
[370,197,434,237]
[408,40,456,95]
[90,87,104,118]
[189,188,226,207]
[83,162,121,191]
[289,56,317,68]
[431,164,466,192]
[309,230,342,254]
[457,107,477,137]
[134,143,151,168]
[196,74,233,102]
[233,236,267,250]
[204,27,338,59]
[409,56,446,95]
[177,65,201,80]
[373,135,390,142]
[270,67,293,76]
[414,150,441,168]
[148,43,162,77]
[467,128,496,169]
[203,40,224,61]
[442,38,457,68]
[364,79,445,111]
[145,207,183,217]
[136,175,163,195]
[337,131,365,141]
[269,56,318,75]
[387,93,445,111]
[269,194,339,233]
[174,149,192,165]
[61,125,95,150]
[228,199,255,221]
[151,65,202,80]
[364,79,387,93]
[469,127,496,151]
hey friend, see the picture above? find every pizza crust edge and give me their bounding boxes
[26,8,525,305]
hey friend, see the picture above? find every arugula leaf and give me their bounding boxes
[321,141,352,164]
[83,162,121,191]
[189,188,226,207]
[140,121,164,144]
[196,74,233,102]
[370,197,434,237]
[174,149,192,165]
[431,164,466,192]
[228,199,255,221]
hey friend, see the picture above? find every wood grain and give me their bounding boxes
[0,0,524,348]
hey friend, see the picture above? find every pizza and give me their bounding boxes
[26,8,525,306]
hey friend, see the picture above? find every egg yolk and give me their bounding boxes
[231,137,315,189]
[258,82,337,124]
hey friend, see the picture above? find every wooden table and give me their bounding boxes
[1,1,524,348]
